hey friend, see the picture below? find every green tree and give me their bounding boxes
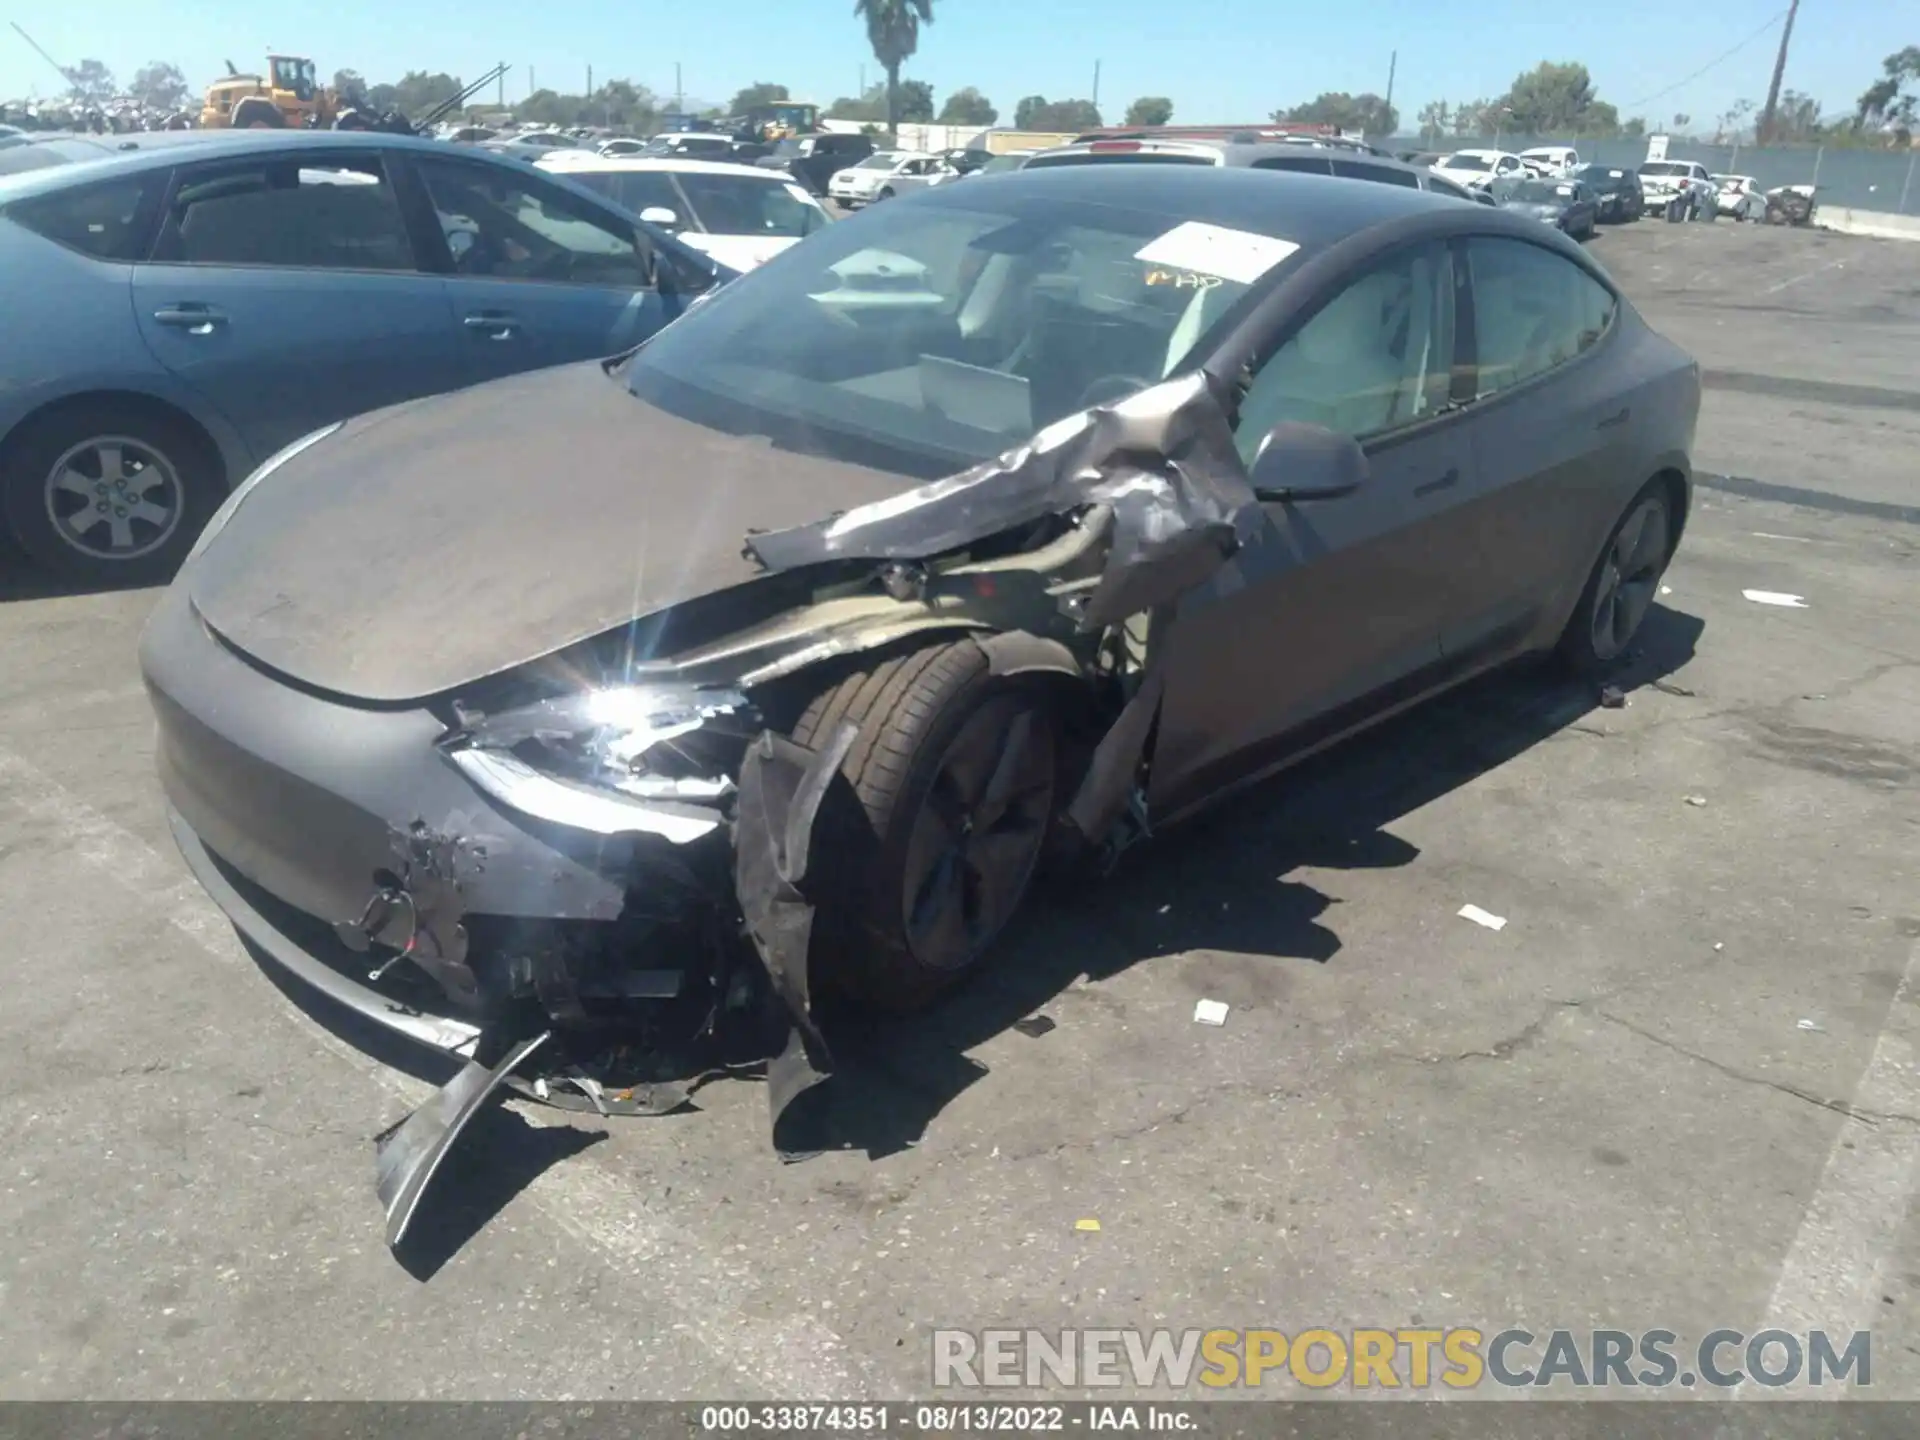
[1123,95,1173,126]
[332,69,367,105]
[1622,116,1646,138]
[727,82,790,116]
[594,79,659,131]
[1854,45,1920,133]
[826,84,888,122]
[1415,99,1450,141]
[129,61,188,111]
[392,71,464,118]
[1278,91,1399,137]
[65,59,117,107]
[854,0,935,135]
[938,86,997,125]
[1767,91,1822,142]
[1013,97,1100,131]
[1498,61,1609,134]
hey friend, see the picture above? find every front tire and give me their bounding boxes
[1556,484,1674,678]
[791,639,1059,1013]
[1,401,220,586]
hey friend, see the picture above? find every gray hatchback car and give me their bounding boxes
[0,129,725,584]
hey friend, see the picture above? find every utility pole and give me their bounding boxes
[587,64,593,98]
[1757,0,1801,145]
[1383,50,1397,138]
[674,62,683,111]
[1092,59,1102,112]
[528,66,535,98]
[497,62,505,109]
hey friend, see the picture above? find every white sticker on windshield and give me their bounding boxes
[1134,222,1300,286]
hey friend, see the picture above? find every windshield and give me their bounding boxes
[853,153,901,171]
[1640,161,1689,177]
[1438,153,1491,170]
[625,194,1303,477]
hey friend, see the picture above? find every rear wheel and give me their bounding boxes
[1,401,220,586]
[1556,484,1674,677]
[792,640,1059,1013]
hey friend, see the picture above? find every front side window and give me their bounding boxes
[154,157,415,270]
[1232,242,1456,459]
[7,174,160,260]
[414,157,651,287]
[564,169,684,221]
[672,173,828,238]
[627,196,1307,477]
[1464,237,1615,399]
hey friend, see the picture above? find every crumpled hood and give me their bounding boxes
[184,361,911,704]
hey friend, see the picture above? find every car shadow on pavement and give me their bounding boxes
[796,604,1706,1160]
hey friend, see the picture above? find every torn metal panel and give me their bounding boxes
[731,721,860,1158]
[1064,663,1167,851]
[744,372,1263,593]
[334,818,487,1004]
[975,630,1085,681]
[375,1028,551,1251]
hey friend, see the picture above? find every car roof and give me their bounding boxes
[916,162,1459,246]
[0,128,573,203]
[1027,137,1431,177]
[539,154,791,181]
[1447,148,1512,162]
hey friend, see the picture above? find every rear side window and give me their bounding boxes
[1252,155,1334,174]
[1332,158,1418,187]
[153,157,416,271]
[6,174,160,260]
[1464,237,1616,398]
[566,169,685,219]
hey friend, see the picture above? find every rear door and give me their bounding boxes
[1441,235,1631,659]
[407,153,684,383]
[131,149,463,459]
[1149,240,1481,812]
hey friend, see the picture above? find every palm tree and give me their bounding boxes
[855,0,934,137]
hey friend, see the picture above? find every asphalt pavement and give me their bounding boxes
[0,217,1916,1405]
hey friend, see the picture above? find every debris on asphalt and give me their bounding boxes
[1652,679,1696,697]
[1075,1218,1103,1232]
[1013,1015,1058,1038]
[1797,1018,1824,1033]
[1660,585,1673,596]
[1458,904,1508,932]
[1192,999,1230,1026]
[1598,684,1627,709]
[1685,795,1708,806]
[1713,942,1725,952]
[1743,590,1809,608]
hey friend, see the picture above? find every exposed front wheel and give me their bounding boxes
[791,640,1059,1013]
[1557,486,1674,677]
[1,402,220,586]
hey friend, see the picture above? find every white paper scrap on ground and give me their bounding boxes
[1742,590,1809,608]
[1135,222,1301,285]
[1192,999,1230,1026]
[1458,904,1508,931]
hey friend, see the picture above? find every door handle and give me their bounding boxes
[463,311,518,339]
[1596,407,1630,429]
[1413,467,1460,498]
[151,305,227,334]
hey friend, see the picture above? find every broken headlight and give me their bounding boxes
[440,683,756,844]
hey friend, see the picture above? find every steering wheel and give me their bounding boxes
[1078,374,1156,410]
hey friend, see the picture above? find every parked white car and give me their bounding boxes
[827,151,960,209]
[1433,148,1528,190]
[1712,173,1766,220]
[537,154,831,271]
[1520,145,1580,177]
[1638,159,1716,216]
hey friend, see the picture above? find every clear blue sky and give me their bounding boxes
[3,1,1905,131]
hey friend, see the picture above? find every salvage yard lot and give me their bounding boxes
[1,218,1916,1405]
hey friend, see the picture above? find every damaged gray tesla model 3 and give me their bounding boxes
[140,164,1699,1251]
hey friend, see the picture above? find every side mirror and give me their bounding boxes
[640,205,680,231]
[1248,421,1370,502]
